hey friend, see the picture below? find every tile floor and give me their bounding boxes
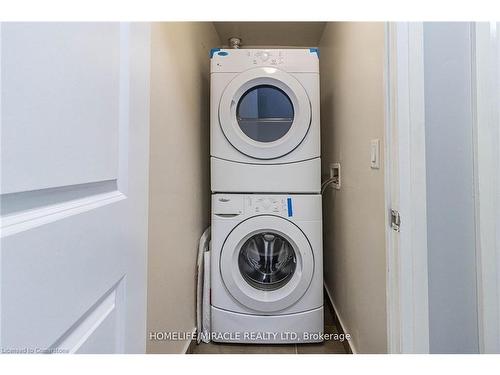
[190,295,351,354]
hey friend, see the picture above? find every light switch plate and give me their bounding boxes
[370,139,380,169]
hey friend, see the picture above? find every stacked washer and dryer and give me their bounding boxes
[210,48,323,344]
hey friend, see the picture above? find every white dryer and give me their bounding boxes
[210,193,323,344]
[210,48,321,193]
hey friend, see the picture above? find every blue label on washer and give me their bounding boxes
[287,198,293,217]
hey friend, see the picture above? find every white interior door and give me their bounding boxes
[0,23,150,354]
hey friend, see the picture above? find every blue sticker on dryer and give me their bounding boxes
[209,48,221,58]
[309,48,320,57]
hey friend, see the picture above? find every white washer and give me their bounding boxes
[211,193,323,344]
[210,48,321,193]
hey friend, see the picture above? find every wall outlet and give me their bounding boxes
[329,162,341,190]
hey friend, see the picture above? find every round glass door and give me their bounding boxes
[236,85,294,143]
[219,215,314,312]
[238,232,297,291]
[218,67,312,160]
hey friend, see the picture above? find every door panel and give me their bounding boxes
[2,206,126,352]
[50,282,123,354]
[0,23,150,354]
[1,23,121,194]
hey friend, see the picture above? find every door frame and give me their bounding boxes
[471,22,500,354]
[384,22,430,353]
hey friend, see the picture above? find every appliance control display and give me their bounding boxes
[249,197,287,215]
[248,50,284,66]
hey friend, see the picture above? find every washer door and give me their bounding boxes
[220,215,314,312]
[219,67,312,160]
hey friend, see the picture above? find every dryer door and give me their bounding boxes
[220,215,314,313]
[219,67,312,160]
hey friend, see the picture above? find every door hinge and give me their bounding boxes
[391,209,401,232]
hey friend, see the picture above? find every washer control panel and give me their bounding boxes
[247,196,292,217]
[212,194,295,218]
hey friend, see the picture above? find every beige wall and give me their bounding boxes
[147,22,220,354]
[319,22,387,353]
[213,22,326,47]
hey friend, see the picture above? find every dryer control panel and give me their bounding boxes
[248,50,285,66]
[210,48,319,74]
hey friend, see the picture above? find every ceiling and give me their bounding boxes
[213,22,327,47]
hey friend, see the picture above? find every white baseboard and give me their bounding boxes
[324,282,357,354]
